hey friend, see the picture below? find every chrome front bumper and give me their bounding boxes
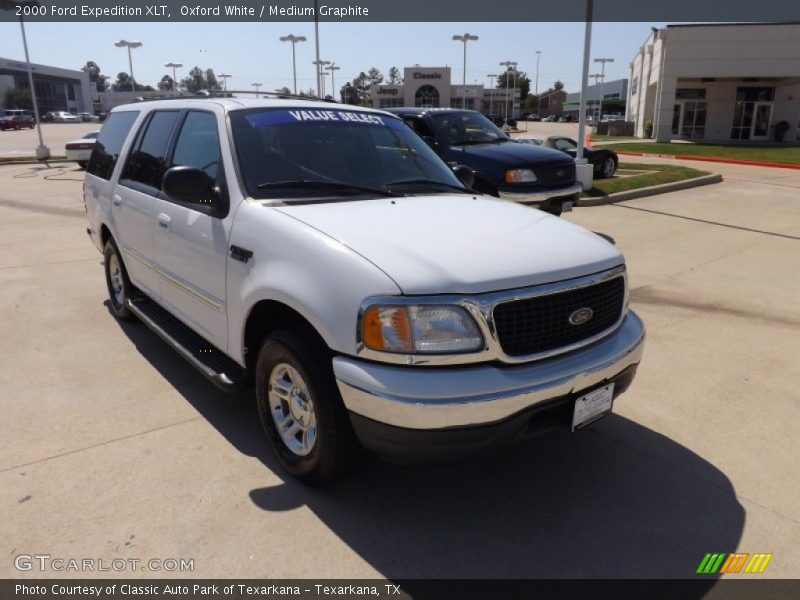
[498,182,583,205]
[334,310,645,430]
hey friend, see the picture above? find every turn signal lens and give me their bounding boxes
[505,168,538,183]
[361,306,413,353]
[361,304,484,354]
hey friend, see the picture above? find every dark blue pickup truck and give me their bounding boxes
[387,107,581,216]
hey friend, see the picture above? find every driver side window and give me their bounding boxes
[554,138,576,151]
[171,111,221,180]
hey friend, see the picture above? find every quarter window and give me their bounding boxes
[125,111,181,190]
[86,111,139,181]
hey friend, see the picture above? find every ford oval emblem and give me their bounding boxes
[568,307,594,326]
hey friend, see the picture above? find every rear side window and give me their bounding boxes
[171,111,221,180]
[87,111,139,180]
[124,111,181,191]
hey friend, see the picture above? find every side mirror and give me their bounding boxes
[162,166,216,206]
[452,165,475,188]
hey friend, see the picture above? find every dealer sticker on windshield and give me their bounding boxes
[245,109,406,130]
[571,383,615,431]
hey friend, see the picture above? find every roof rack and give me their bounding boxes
[135,90,338,103]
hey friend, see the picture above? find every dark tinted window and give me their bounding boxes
[431,111,508,146]
[125,111,181,190]
[171,111,221,180]
[86,111,139,180]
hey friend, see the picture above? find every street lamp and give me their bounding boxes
[534,50,542,117]
[499,60,517,123]
[486,74,497,116]
[593,57,614,123]
[1,0,49,159]
[114,40,143,91]
[251,82,262,98]
[589,73,602,124]
[326,63,341,100]
[164,62,182,92]
[452,33,479,109]
[218,73,231,93]
[312,60,330,98]
[280,34,307,95]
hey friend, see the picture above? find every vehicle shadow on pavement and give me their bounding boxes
[114,313,743,588]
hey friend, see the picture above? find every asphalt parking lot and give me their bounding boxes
[1,159,799,582]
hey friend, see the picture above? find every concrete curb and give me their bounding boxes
[578,173,723,207]
[0,159,70,167]
[615,150,800,170]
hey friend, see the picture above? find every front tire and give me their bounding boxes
[256,331,360,485]
[77,160,88,169]
[597,156,617,179]
[103,239,133,320]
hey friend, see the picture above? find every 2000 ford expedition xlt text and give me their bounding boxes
[84,98,645,484]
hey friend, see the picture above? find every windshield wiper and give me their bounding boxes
[256,179,400,197]
[387,179,472,193]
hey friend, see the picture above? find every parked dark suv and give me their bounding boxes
[387,108,581,215]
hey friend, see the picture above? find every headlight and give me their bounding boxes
[361,304,484,354]
[505,168,538,183]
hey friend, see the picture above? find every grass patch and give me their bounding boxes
[592,134,639,142]
[583,162,710,197]
[604,142,800,164]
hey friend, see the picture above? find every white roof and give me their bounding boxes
[111,97,393,116]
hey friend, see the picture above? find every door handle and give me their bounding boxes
[112,194,122,207]
[157,213,171,232]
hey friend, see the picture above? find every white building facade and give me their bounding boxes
[370,66,520,117]
[627,24,800,142]
[0,56,92,114]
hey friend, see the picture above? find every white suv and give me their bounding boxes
[84,98,645,484]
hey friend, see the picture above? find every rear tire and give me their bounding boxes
[103,239,133,320]
[256,331,360,485]
[597,156,617,179]
[77,161,88,169]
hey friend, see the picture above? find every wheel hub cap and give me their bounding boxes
[268,363,317,456]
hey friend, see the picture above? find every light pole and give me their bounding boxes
[218,73,231,93]
[164,62,182,92]
[313,0,321,97]
[312,60,330,98]
[589,73,602,123]
[499,60,517,122]
[280,34,306,95]
[9,1,49,159]
[593,57,614,123]
[114,40,143,91]
[486,74,497,115]
[251,82,262,98]
[534,50,542,117]
[326,63,340,101]
[452,33,479,109]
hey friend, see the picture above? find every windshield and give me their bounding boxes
[230,107,466,201]
[431,111,509,145]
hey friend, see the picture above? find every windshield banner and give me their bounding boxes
[245,109,405,130]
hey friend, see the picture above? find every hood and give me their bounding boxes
[274,194,623,295]
[449,141,572,168]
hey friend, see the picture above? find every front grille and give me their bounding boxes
[534,163,576,186]
[492,275,625,357]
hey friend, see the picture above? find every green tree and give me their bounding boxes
[3,86,33,110]
[180,67,206,93]
[158,75,175,92]
[204,69,221,91]
[366,67,383,88]
[111,72,152,92]
[275,86,292,96]
[82,61,108,92]
[554,80,564,90]
[387,66,403,84]
[497,69,531,100]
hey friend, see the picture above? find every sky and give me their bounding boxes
[0,21,666,94]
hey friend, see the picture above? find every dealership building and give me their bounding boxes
[627,23,800,142]
[369,66,520,116]
[0,56,93,114]
[564,79,628,119]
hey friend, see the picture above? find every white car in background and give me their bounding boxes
[65,131,99,168]
[52,111,79,123]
